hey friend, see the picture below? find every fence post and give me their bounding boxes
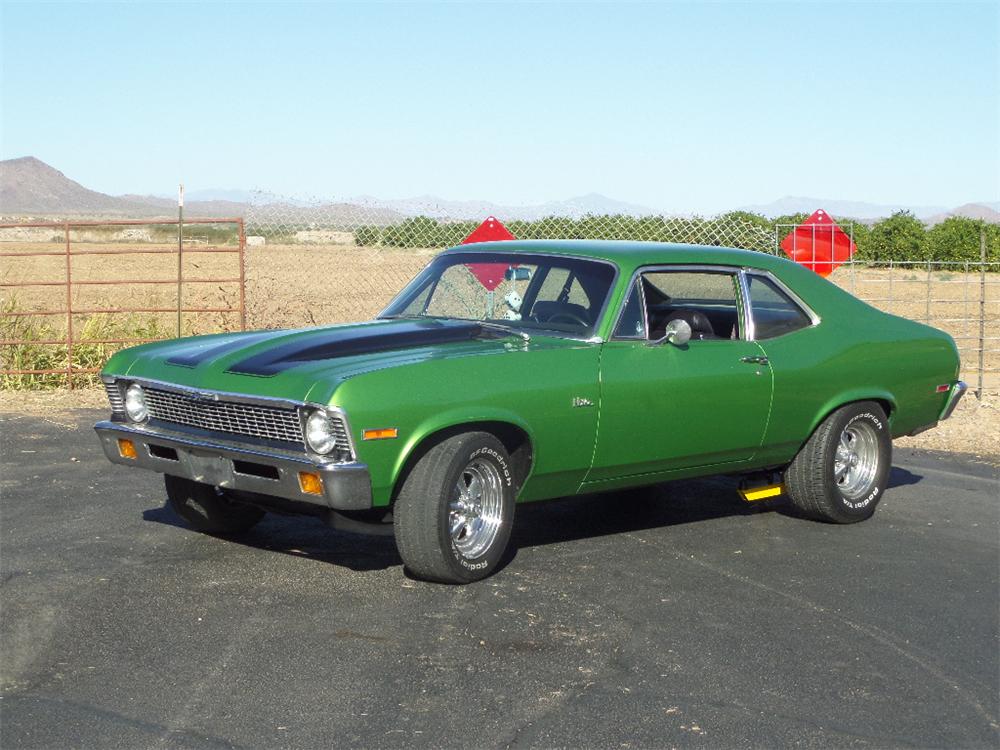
[238,219,246,331]
[177,185,184,337]
[978,227,986,400]
[925,259,932,323]
[64,222,73,389]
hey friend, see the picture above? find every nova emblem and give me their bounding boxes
[193,391,219,403]
[572,397,594,408]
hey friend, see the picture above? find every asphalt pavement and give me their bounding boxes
[1,410,998,749]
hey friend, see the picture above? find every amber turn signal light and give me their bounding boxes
[117,439,137,459]
[362,427,398,441]
[298,471,323,495]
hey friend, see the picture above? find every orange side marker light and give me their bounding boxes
[363,427,399,441]
[117,439,137,459]
[298,471,323,495]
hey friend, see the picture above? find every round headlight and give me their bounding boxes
[124,383,148,422]
[305,410,337,454]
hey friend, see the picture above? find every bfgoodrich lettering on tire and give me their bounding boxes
[393,432,515,583]
[785,401,892,524]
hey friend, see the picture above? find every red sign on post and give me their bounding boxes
[780,209,855,277]
[461,215,516,291]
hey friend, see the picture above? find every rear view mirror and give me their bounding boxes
[504,267,532,282]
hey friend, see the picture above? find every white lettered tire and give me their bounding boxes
[393,432,515,583]
[785,402,892,523]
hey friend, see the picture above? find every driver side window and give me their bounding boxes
[613,270,742,341]
[523,267,597,327]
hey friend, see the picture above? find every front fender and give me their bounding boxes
[388,406,536,500]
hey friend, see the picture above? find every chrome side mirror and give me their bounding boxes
[650,318,692,347]
[664,318,692,346]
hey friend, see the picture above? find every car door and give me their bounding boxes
[585,267,773,483]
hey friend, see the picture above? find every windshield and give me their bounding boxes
[379,252,617,338]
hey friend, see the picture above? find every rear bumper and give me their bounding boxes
[939,381,968,421]
[94,421,372,510]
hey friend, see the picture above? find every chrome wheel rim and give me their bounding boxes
[834,422,880,500]
[449,458,504,559]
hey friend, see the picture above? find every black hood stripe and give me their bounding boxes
[225,319,483,377]
[167,331,278,368]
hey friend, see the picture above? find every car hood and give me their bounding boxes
[106,318,536,404]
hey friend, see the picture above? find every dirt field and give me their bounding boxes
[2,239,998,460]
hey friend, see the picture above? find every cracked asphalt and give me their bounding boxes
[1,410,998,749]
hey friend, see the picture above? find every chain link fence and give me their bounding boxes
[240,191,998,393]
[245,190,776,251]
[243,189,776,329]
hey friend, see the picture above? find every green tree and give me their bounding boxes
[864,211,928,262]
[926,217,1000,263]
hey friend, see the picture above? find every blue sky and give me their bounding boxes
[1,1,997,213]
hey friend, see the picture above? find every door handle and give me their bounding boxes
[740,355,769,366]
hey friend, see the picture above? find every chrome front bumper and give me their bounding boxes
[939,380,968,421]
[94,421,372,510]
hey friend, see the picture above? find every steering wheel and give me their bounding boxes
[546,311,590,327]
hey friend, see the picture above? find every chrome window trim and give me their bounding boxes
[376,250,620,344]
[742,268,821,341]
[101,375,357,462]
[737,271,755,341]
[609,264,744,342]
[609,277,649,340]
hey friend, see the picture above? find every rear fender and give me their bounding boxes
[807,389,897,437]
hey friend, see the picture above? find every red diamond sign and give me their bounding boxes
[780,209,855,277]
[462,216,516,291]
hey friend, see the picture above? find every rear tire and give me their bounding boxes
[164,475,265,536]
[393,432,515,583]
[785,402,891,523]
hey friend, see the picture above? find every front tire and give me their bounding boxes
[785,402,891,523]
[393,432,516,583]
[164,475,265,536]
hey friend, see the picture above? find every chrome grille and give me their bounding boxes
[105,381,124,414]
[145,388,306,445]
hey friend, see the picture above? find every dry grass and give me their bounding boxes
[2,239,998,461]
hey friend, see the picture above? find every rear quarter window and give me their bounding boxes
[748,274,814,339]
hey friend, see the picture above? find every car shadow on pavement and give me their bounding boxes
[888,465,923,488]
[508,477,781,551]
[142,505,402,572]
[141,466,925,576]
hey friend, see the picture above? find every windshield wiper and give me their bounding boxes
[476,321,531,342]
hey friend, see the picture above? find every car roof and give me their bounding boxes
[440,239,785,271]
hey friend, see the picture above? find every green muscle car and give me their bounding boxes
[95,240,966,583]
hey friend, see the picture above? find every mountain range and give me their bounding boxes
[1,156,996,225]
[736,195,1000,223]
